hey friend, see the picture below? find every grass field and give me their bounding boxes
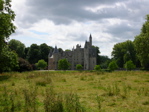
[0,70,149,112]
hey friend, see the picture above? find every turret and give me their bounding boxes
[89,34,92,46]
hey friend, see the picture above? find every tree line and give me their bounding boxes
[111,15,149,70]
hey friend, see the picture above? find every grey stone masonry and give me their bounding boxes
[48,34,97,70]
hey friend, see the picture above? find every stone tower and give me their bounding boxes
[48,46,59,70]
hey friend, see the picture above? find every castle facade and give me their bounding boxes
[48,34,97,70]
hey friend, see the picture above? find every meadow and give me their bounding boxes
[0,70,149,112]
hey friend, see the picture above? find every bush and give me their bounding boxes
[36,59,47,70]
[58,58,70,70]
[18,58,32,72]
[76,64,83,70]
[108,61,119,71]
[94,65,101,71]
[124,60,136,70]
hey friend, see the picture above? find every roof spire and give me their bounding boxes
[53,45,58,53]
[89,34,92,46]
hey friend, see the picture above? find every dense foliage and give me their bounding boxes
[0,0,16,52]
[0,0,17,73]
[27,43,53,64]
[39,43,52,62]
[112,40,136,68]
[9,39,25,58]
[134,15,149,69]
[0,46,18,72]
[99,55,110,69]
[27,44,40,64]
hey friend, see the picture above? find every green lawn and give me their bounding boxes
[0,71,149,112]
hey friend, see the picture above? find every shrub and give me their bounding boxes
[18,58,32,72]
[76,64,83,70]
[124,60,136,70]
[36,59,47,70]
[94,65,101,71]
[108,61,119,71]
[58,58,70,70]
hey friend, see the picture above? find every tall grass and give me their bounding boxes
[0,71,149,112]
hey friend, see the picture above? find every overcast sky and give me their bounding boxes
[10,0,149,58]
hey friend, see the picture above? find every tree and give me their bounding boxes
[24,47,30,59]
[9,39,25,58]
[76,64,83,70]
[0,0,16,53]
[112,40,136,68]
[124,60,136,71]
[27,44,40,64]
[134,15,149,69]
[92,46,100,65]
[99,55,110,69]
[94,65,101,71]
[39,43,52,63]
[58,58,70,70]
[17,58,32,72]
[0,0,16,72]
[108,60,119,71]
[36,59,47,70]
[0,45,18,72]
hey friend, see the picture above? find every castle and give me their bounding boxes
[48,34,97,70]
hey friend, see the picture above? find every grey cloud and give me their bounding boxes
[16,0,149,28]
[21,0,123,25]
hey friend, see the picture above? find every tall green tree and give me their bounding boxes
[39,43,52,63]
[27,44,40,64]
[112,40,136,68]
[0,0,16,53]
[9,39,25,58]
[24,47,30,59]
[0,0,17,73]
[134,15,149,69]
